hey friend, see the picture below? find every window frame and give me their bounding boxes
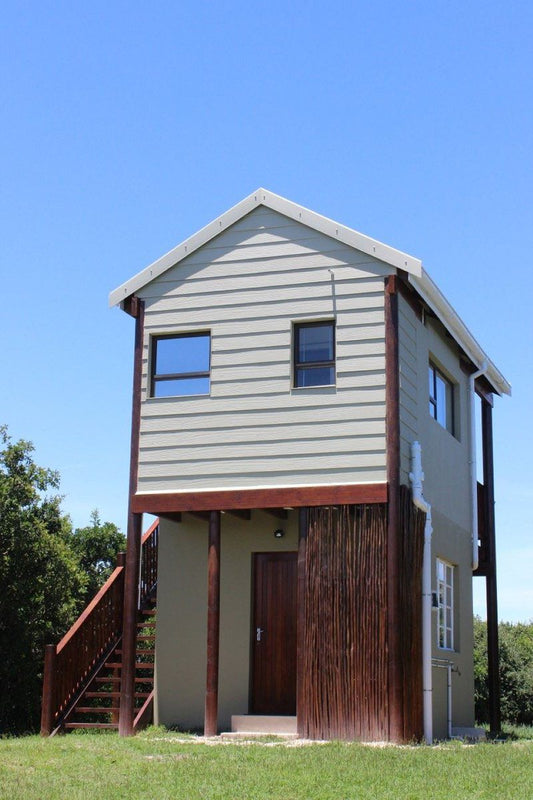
[436,558,454,651]
[293,320,336,389]
[150,331,211,398]
[428,361,455,435]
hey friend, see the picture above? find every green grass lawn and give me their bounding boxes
[1,728,532,800]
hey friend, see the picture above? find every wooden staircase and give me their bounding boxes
[62,602,156,731]
[40,519,159,735]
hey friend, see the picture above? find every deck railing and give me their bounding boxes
[139,518,159,606]
[41,520,159,735]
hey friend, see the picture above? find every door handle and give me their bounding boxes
[256,627,264,642]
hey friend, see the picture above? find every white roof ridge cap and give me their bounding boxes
[108,189,422,306]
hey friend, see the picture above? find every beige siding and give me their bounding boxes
[137,207,391,493]
[398,297,475,735]
[398,295,419,486]
[155,512,299,731]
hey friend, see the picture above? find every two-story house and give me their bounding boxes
[41,189,510,742]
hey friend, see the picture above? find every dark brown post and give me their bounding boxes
[40,644,57,736]
[296,507,308,737]
[481,397,501,735]
[119,297,145,736]
[385,275,403,742]
[204,510,221,736]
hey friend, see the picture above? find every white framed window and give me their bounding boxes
[436,559,454,650]
[429,362,455,435]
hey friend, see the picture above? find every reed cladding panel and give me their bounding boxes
[300,504,389,741]
[137,207,393,493]
[398,485,426,741]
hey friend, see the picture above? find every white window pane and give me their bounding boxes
[296,365,335,387]
[156,334,210,374]
[298,324,334,363]
[154,377,210,397]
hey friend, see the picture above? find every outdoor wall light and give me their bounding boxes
[274,529,285,538]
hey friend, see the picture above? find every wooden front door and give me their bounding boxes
[251,552,297,715]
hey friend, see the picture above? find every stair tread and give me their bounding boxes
[85,692,121,698]
[74,707,118,714]
[64,723,118,729]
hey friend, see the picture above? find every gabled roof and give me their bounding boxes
[109,188,510,397]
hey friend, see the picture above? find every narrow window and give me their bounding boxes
[429,362,454,434]
[436,559,454,650]
[151,332,210,397]
[294,321,335,388]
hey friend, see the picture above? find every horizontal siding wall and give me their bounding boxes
[398,294,419,485]
[137,207,392,493]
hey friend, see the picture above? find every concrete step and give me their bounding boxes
[451,726,487,742]
[231,715,297,735]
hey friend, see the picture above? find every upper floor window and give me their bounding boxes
[151,332,210,397]
[429,362,454,434]
[436,559,454,650]
[293,321,335,388]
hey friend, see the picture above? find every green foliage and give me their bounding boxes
[0,427,86,734]
[70,509,125,604]
[0,428,125,735]
[474,615,533,726]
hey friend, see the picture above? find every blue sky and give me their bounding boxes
[1,1,531,622]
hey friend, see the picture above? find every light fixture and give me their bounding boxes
[274,528,285,539]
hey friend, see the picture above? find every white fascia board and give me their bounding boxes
[409,270,511,397]
[109,188,422,307]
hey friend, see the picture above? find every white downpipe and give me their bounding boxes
[409,441,433,744]
[469,362,488,571]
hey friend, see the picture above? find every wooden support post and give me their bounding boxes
[481,398,501,735]
[204,510,221,736]
[119,512,143,736]
[40,644,57,736]
[385,275,403,742]
[119,297,144,737]
[296,507,308,738]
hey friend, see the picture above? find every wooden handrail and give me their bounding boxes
[141,517,159,545]
[56,564,125,654]
[41,521,159,735]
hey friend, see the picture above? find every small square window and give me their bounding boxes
[294,321,335,388]
[151,332,210,397]
[429,362,454,434]
[436,559,454,650]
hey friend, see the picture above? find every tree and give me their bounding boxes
[0,427,86,734]
[474,615,533,726]
[70,509,126,604]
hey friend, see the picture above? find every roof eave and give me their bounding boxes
[408,270,511,397]
[108,188,422,307]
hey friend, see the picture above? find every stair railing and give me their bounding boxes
[139,518,159,606]
[41,519,159,735]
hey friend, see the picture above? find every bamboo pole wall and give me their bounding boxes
[398,486,426,741]
[301,504,388,740]
[299,493,425,742]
